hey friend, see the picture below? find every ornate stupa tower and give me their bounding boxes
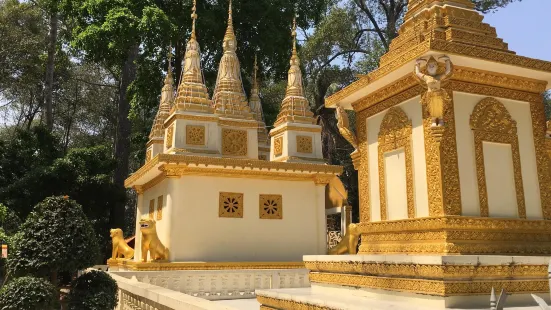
[249,55,270,160]
[269,19,324,163]
[256,0,551,309]
[146,52,174,162]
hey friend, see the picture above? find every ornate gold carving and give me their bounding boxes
[415,55,453,126]
[145,148,152,163]
[259,194,282,219]
[274,136,283,156]
[422,88,462,216]
[269,125,321,137]
[530,99,551,220]
[219,192,243,218]
[296,136,313,153]
[185,125,205,145]
[378,107,414,220]
[221,128,248,156]
[352,75,418,113]
[453,67,547,94]
[125,154,342,188]
[328,223,359,255]
[164,114,218,128]
[156,196,163,221]
[107,260,305,271]
[133,185,144,195]
[109,228,134,260]
[139,219,169,262]
[335,105,358,149]
[148,199,155,220]
[356,109,370,222]
[305,261,547,280]
[308,272,548,296]
[470,97,525,218]
[357,216,551,255]
[218,119,258,128]
[165,125,174,149]
[257,296,331,310]
[272,156,326,163]
[170,148,219,155]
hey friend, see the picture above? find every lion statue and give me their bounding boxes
[110,228,134,260]
[328,223,360,255]
[139,219,169,262]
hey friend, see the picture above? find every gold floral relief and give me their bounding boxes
[357,109,370,223]
[165,125,174,149]
[378,107,414,220]
[421,89,462,216]
[470,97,526,218]
[274,136,283,157]
[221,128,248,156]
[296,135,313,154]
[148,199,155,220]
[530,99,551,220]
[259,195,282,219]
[219,192,243,218]
[145,148,152,163]
[156,196,163,221]
[186,125,205,146]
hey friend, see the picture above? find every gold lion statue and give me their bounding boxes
[328,223,360,255]
[110,228,135,260]
[139,219,169,262]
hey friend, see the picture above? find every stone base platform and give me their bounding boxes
[256,254,551,309]
[109,261,310,301]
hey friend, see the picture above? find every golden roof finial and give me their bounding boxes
[292,17,297,56]
[223,0,237,52]
[191,0,198,39]
[252,54,259,92]
[149,46,174,140]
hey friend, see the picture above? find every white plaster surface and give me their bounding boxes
[454,92,542,219]
[269,122,323,162]
[213,299,260,310]
[366,97,428,222]
[483,142,518,218]
[384,149,408,220]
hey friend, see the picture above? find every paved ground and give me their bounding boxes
[213,299,260,310]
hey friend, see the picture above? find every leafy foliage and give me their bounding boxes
[67,270,118,310]
[0,276,58,310]
[8,196,99,277]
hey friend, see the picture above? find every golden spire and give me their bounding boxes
[212,0,253,119]
[173,0,213,113]
[249,55,269,145]
[405,0,474,21]
[273,17,314,127]
[149,47,174,140]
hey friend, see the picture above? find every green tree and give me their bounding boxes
[0,276,58,310]
[8,196,99,286]
[67,270,118,310]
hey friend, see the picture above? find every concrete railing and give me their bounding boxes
[111,269,310,301]
[110,273,239,310]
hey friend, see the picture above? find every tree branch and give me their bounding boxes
[352,0,389,50]
[314,49,369,76]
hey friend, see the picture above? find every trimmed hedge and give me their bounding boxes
[67,270,118,310]
[0,276,58,310]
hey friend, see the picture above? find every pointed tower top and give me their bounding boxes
[173,0,213,113]
[273,16,315,127]
[405,0,474,21]
[223,0,237,53]
[212,0,253,119]
[149,47,174,140]
[249,54,269,146]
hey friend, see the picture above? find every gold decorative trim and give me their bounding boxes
[169,148,219,155]
[353,75,419,112]
[309,272,548,296]
[185,125,205,146]
[296,135,313,154]
[453,67,547,94]
[272,156,326,163]
[357,109,370,222]
[108,260,305,271]
[422,89,462,216]
[146,138,163,148]
[148,199,155,220]
[530,99,551,220]
[259,194,283,219]
[165,125,174,149]
[269,125,321,137]
[164,113,218,128]
[156,196,163,221]
[219,192,243,218]
[219,119,259,129]
[470,97,525,218]
[125,154,342,188]
[257,296,331,310]
[305,261,547,280]
[274,136,283,157]
[357,216,551,255]
[145,148,152,163]
[142,173,166,192]
[222,128,248,156]
[378,107,414,220]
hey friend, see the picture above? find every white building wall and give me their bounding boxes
[454,92,542,219]
[161,176,326,262]
[366,96,428,221]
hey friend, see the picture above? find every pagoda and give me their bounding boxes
[248,55,271,160]
[256,0,551,308]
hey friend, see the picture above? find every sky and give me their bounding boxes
[483,0,551,61]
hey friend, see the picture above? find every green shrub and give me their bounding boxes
[67,270,118,310]
[8,196,99,279]
[0,276,58,310]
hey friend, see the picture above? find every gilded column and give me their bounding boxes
[530,100,551,219]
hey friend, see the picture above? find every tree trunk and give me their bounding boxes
[44,12,58,131]
[112,44,139,229]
